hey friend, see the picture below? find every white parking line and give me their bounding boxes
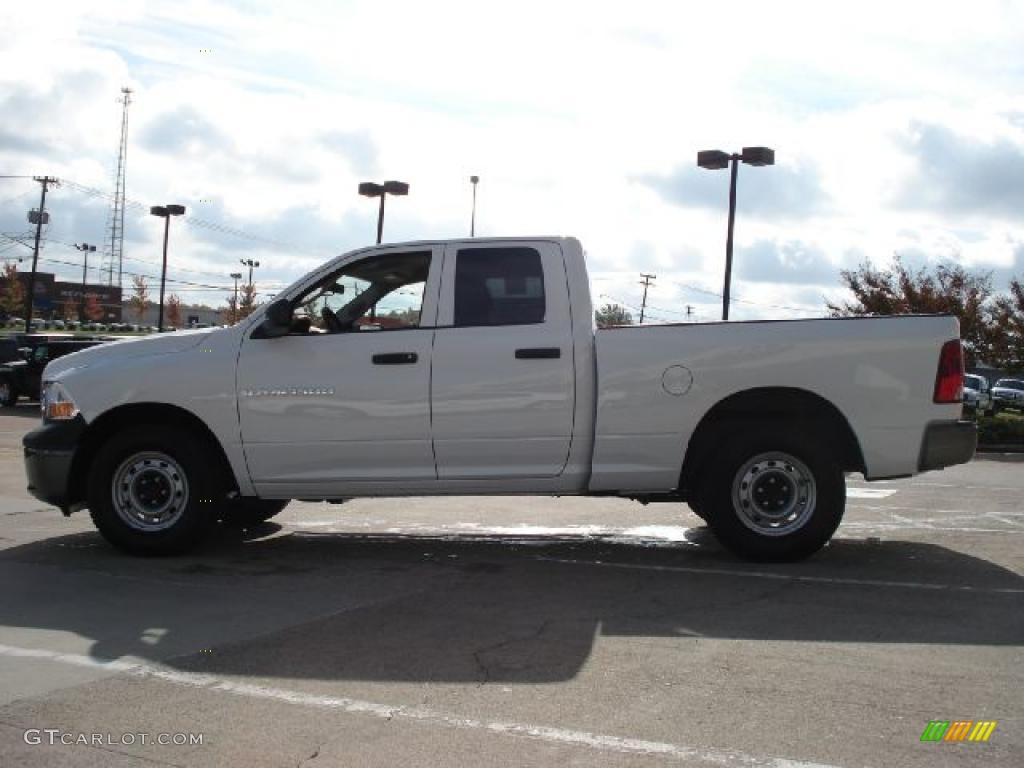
[0,643,840,768]
[846,488,898,499]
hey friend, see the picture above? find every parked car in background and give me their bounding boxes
[963,373,994,416]
[992,378,1024,412]
[0,338,107,406]
[0,338,22,364]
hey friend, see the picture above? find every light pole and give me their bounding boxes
[150,204,185,332]
[239,259,259,287]
[697,146,775,320]
[75,243,96,321]
[358,180,409,244]
[230,271,242,321]
[470,175,479,237]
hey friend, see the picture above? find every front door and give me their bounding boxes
[237,246,442,496]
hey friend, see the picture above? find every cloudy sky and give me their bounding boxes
[1,0,1022,321]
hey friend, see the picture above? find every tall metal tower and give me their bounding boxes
[103,86,132,287]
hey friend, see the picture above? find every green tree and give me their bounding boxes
[1,263,25,316]
[984,278,1024,373]
[166,294,183,328]
[595,303,633,328]
[129,275,149,322]
[238,282,257,319]
[828,256,992,367]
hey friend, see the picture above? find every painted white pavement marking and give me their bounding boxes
[846,488,898,499]
[0,643,841,768]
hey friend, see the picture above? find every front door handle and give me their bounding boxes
[372,352,418,365]
[515,347,561,360]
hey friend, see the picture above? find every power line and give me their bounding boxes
[60,179,326,256]
[674,280,820,314]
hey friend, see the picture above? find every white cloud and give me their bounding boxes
[1,0,1022,311]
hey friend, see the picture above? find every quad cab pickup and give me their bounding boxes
[23,237,976,560]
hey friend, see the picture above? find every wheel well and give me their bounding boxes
[68,403,238,508]
[678,387,865,496]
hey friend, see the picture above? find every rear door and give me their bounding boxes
[430,241,576,479]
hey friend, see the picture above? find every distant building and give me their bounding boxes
[0,271,227,326]
[132,302,224,328]
[3,271,123,322]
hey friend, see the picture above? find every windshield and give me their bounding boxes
[963,375,984,390]
[995,379,1024,391]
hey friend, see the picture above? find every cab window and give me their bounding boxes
[290,251,431,334]
[453,247,545,327]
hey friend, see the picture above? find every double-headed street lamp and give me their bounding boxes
[697,146,775,321]
[358,180,409,244]
[74,242,96,320]
[150,204,185,332]
[239,259,259,287]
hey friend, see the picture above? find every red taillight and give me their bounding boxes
[934,339,964,404]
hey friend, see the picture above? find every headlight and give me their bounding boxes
[41,381,79,421]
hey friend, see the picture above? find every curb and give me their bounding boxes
[974,447,1024,462]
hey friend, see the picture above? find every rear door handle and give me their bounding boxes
[515,347,561,360]
[372,352,418,365]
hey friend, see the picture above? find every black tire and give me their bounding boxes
[699,426,845,562]
[0,378,17,407]
[221,498,288,528]
[687,497,708,522]
[88,425,221,555]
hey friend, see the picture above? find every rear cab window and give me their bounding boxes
[453,247,546,327]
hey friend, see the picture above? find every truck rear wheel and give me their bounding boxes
[88,425,219,555]
[700,427,845,561]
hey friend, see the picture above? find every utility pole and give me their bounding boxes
[25,176,59,333]
[686,305,694,322]
[638,273,656,325]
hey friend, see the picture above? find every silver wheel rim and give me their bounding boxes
[731,451,816,537]
[112,451,189,532]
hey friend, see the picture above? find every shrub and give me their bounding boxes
[977,413,1024,446]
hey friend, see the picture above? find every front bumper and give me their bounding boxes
[918,420,977,472]
[23,416,86,513]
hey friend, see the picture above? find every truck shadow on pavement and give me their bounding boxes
[1,526,1022,684]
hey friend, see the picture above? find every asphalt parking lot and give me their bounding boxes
[0,405,1020,767]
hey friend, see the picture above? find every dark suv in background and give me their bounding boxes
[0,336,107,406]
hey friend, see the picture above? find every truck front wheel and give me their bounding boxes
[88,425,219,555]
[700,428,845,562]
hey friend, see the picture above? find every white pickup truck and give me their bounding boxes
[24,237,975,561]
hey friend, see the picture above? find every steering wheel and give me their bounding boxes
[321,306,343,333]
